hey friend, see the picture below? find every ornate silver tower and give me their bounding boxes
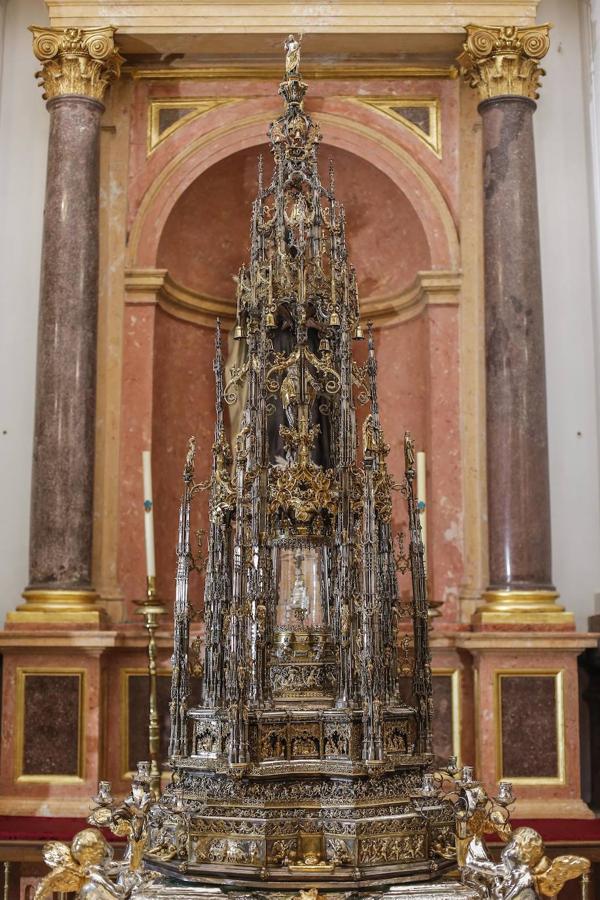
[149,37,454,889]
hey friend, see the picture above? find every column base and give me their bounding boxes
[458,631,597,819]
[6,589,104,627]
[472,590,574,630]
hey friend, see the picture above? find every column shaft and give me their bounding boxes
[28,96,102,591]
[458,22,572,626]
[481,96,553,591]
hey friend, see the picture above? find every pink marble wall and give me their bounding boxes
[117,303,156,613]
[424,305,462,625]
[151,310,214,605]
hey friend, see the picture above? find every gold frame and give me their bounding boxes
[120,667,171,779]
[147,98,239,154]
[146,95,441,158]
[494,669,566,785]
[352,98,442,157]
[432,668,461,763]
[15,668,86,783]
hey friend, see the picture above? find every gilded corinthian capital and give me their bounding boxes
[458,24,551,102]
[29,26,124,102]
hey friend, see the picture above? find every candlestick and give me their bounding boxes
[136,575,165,798]
[416,450,442,622]
[142,450,156,578]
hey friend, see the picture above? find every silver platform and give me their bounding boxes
[134,879,479,900]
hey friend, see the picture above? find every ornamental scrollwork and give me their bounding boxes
[458,24,551,102]
[30,26,124,102]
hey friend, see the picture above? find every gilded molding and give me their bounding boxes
[8,588,102,625]
[15,668,86,783]
[147,98,240,154]
[29,25,124,102]
[131,63,458,81]
[473,588,574,627]
[494,669,566,785]
[351,98,442,158]
[458,24,551,102]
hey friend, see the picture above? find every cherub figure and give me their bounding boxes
[35,829,113,900]
[431,765,590,898]
[463,825,590,899]
[35,827,154,900]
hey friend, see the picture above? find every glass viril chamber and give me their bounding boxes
[149,38,454,889]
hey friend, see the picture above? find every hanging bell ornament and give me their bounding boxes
[355,323,365,340]
[266,311,276,327]
[329,311,340,326]
[233,323,244,340]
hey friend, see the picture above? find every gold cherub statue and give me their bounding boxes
[464,824,590,899]
[34,828,112,900]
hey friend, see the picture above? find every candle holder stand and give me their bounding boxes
[135,575,166,798]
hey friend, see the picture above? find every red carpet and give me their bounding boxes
[0,815,599,845]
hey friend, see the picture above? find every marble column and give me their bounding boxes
[9,27,123,626]
[459,25,572,628]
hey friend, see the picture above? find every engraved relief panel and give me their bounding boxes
[290,723,321,758]
[384,717,416,755]
[260,724,288,760]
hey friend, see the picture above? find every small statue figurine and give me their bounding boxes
[184,435,196,478]
[362,413,377,456]
[284,34,301,78]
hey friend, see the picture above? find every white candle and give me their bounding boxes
[142,450,156,578]
[416,450,427,568]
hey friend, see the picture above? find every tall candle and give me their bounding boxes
[142,450,156,578]
[416,450,427,569]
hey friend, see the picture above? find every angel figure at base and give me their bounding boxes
[462,826,590,900]
[34,827,156,900]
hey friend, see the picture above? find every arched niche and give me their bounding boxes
[156,143,432,305]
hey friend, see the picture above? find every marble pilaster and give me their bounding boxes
[459,24,572,628]
[8,27,123,626]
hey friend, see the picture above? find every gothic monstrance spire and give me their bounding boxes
[161,37,444,888]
